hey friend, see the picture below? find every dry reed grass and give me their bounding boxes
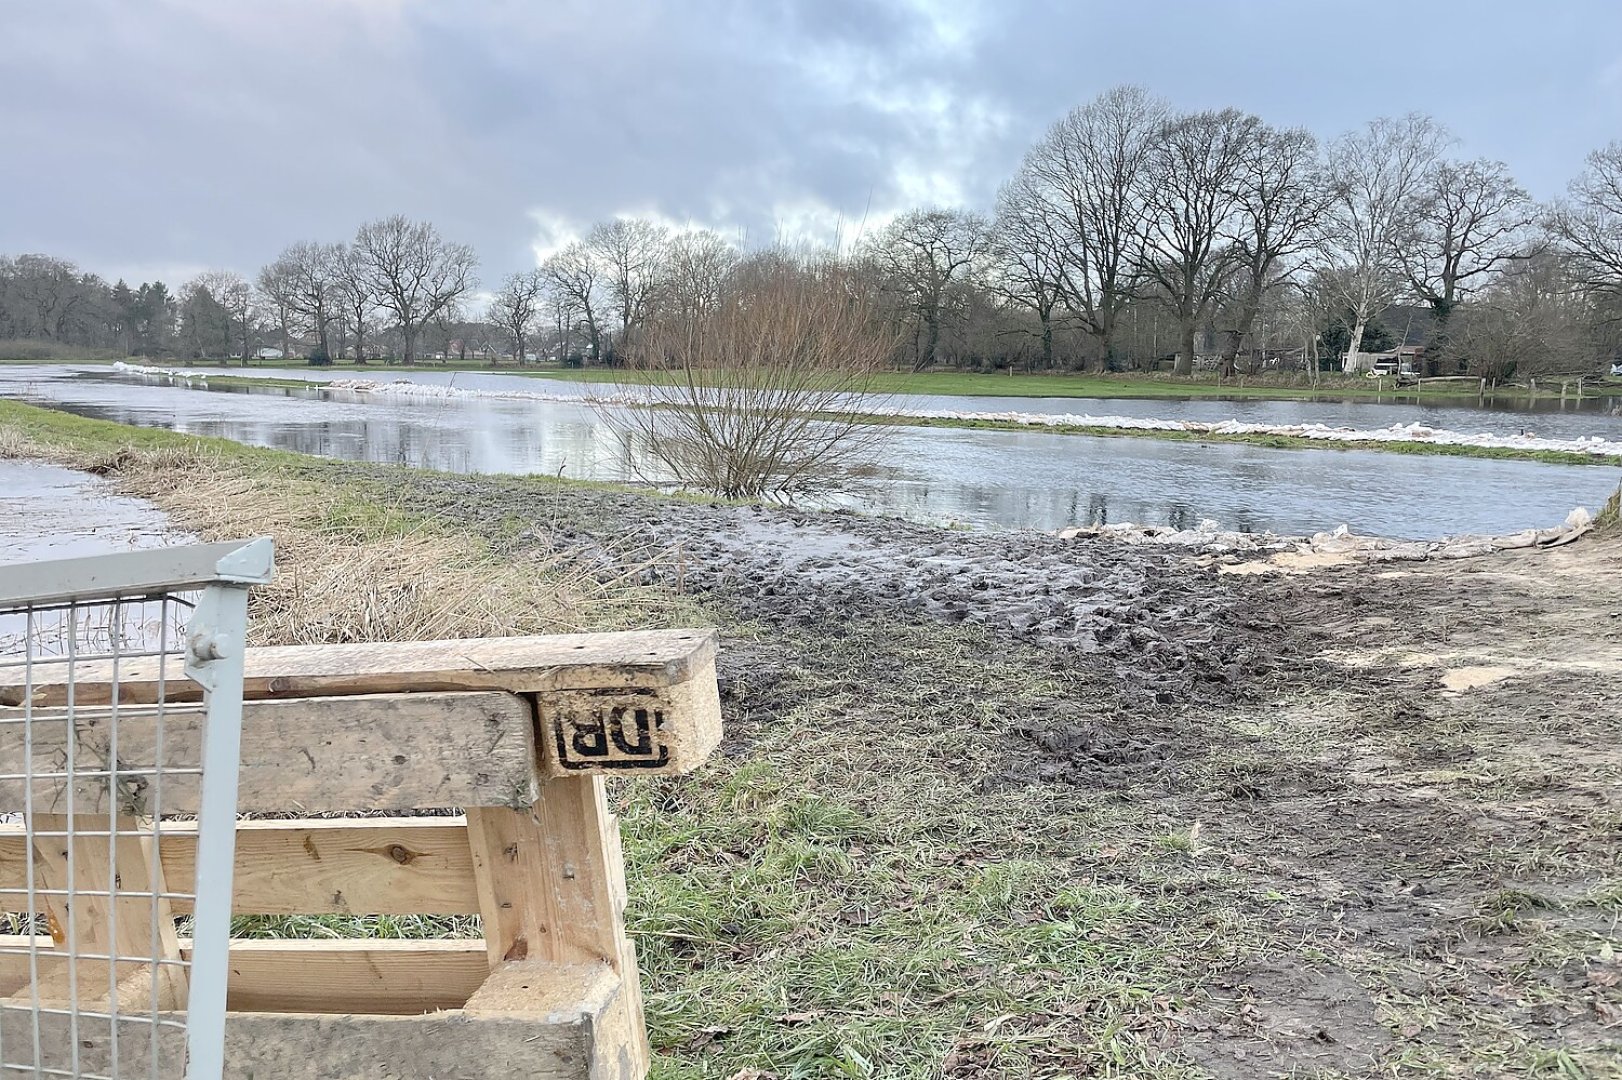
[0,427,663,646]
[1596,482,1621,532]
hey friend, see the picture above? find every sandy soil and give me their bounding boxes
[346,466,1620,1076]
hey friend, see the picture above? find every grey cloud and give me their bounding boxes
[3,0,1620,285]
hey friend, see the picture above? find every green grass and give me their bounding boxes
[616,617,1242,1078]
[522,365,1622,403]
[1597,484,1622,531]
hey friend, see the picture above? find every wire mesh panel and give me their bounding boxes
[0,540,272,1080]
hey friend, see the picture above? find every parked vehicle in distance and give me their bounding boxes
[1610,359,1622,377]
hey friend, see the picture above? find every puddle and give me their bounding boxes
[0,459,183,564]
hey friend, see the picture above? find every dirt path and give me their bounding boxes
[345,465,1622,1076]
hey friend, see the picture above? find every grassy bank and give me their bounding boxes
[3,401,1617,1077]
[0,402,1231,1076]
[521,364,1622,403]
[0,400,687,642]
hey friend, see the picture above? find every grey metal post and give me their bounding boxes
[181,580,251,1080]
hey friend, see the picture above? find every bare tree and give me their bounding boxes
[6,255,85,341]
[612,250,897,499]
[1018,85,1170,368]
[662,229,738,329]
[1317,114,1448,368]
[540,280,579,364]
[487,269,544,364]
[1548,141,1622,299]
[990,172,1069,369]
[1218,125,1332,375]
[255,263,295,361]
[259,242,343,362]
[1397,158,1536,344]
[1444,252,1593,379]
[587,218,669,361]
[334,245,382,364]
[543,241,604,363]
[182,270,254,360]
[868,207,990,370]
[1136,108,1260,375]
[351,216,478,364]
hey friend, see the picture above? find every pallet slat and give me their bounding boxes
[0,691,539,814]
[223,938,490,1014]
[1,817,479,916]
[1,629,720,706]
[0,963,620,1079]
[1,936,492,1015]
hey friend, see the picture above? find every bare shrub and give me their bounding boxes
[609,249,897,500]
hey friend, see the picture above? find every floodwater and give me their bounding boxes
[1,364,1619,540]
[152,364,1622,441]
[0,459,179,561]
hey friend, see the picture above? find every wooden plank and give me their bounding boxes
[2,629,720,706]
[0,992,616,1080]
[467,776,650,1078]
[29,813,186,1010]
[537,658,723,777]
[222,938,490,1014]
[462,959,619,1018]
[0,691,538,815]
[2,935,490,1015]
[3,818,479,916]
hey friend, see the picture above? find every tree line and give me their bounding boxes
[5,86,1622,378]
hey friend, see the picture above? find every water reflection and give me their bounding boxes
[3,366,1619,540]
[150,364,1622,442]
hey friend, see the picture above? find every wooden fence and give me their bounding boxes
[0,628,721,1079]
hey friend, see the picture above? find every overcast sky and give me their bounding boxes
[5,0,1621,287]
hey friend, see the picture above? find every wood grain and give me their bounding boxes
[536,659,723,777]
[1,964,619,1078]
[28,812,186,1009]
[2,629,720,706]
[3,817,479,916]
[2,935,490,1015]
[467,775,650,1077]
[0,691,539,815]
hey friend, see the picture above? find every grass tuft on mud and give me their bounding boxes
[1596,484,1622,532]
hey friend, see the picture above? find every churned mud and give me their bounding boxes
[348,465,1621,1076]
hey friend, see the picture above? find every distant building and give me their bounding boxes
[255,347,285,360]
[1346,344,1425,375]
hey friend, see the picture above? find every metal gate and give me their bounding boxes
[0,540,273,1079]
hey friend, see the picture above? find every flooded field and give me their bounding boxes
[2,364,1619,539]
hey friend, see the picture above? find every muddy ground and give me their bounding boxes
[334,466,1622,1077]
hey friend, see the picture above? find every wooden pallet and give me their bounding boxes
[0,629,721,1079]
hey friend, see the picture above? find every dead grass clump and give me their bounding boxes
[0,425,35,460]
[1596,483,1621,532]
